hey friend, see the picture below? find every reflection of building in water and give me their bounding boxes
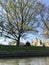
[31,38,43,46]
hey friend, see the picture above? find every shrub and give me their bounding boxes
[25,41,31,46]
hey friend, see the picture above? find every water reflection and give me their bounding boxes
[0,57,49,65]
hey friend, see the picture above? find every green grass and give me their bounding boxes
[0,45,49,52]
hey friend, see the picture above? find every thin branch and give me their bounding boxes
[3,34,17,41]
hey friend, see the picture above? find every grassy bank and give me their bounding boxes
[0,45,49,57]
[0,45,49,53]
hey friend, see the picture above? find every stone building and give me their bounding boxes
[9,41,16,46]
[9,41,25,46]
[44,41,49,47]
[31,38,43,46]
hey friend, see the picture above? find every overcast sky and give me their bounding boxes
[0,0,49,45]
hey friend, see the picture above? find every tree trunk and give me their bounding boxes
[17,35,20,46]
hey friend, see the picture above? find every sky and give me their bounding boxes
[0,0,49,45]
[40,0,49,6]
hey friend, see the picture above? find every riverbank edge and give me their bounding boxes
[0,51,49,58]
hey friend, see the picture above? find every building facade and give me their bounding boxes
[31,39,43,46]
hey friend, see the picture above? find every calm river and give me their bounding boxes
[0,57,49,65]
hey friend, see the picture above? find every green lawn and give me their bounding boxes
[0,45,49,52]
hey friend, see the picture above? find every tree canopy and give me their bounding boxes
[0,0,45,46]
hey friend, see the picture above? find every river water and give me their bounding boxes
[0,57,49,65]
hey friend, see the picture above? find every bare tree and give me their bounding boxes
[40,5,49,38]
[42,22,49,38]
[0,0,43,46]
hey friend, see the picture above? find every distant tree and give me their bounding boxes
[40,40,42,45]
[25,41,31,46]
[0,0,44,46]
[43,43,45,47]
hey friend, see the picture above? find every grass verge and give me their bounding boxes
[0,45,49,53]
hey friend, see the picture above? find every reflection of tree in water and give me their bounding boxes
[19,58,33,65]
[19,58,49,65]
[0,58,49,65]
[0,59,19,65]
[45,57,49,65]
